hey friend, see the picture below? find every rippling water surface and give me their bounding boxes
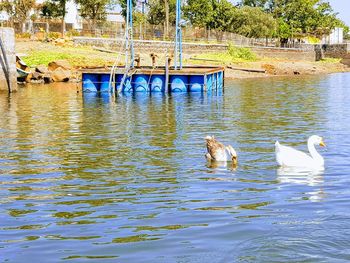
[1,74,350,262]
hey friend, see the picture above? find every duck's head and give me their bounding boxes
[226,145,238,165]
[205,135,214,142]
[309,135,326,147]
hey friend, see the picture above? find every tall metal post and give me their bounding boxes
[174,0,182,70]
[125,0,134,68]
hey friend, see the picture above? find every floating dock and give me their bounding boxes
[81,66,225,93]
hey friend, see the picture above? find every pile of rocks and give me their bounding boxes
[25,60,78,84]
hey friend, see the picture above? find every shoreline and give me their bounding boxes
[15,40,350,82]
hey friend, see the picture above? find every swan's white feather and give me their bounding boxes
[275,140,319,168]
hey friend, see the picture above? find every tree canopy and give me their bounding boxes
[147,0,176,26]
[240,0,348,39]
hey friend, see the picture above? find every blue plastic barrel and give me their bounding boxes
[134,75,150,92]
[213,73,217,90]
[150,75,165,92]
[82,74,99,92]
[217,71,223,90]
[170,75,188,92]
[123,77,133,92]
[189,75,204,92]
[115,74,124,92]
[206,74,213,91]
[100,74,113,93]
[115,74,132,92]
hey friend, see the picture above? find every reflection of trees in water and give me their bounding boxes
[227,77,327,139]
[1,84,83,176]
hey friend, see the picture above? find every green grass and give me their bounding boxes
[22,46,120,68]
[319,58,342,63]
[189,44,258,64]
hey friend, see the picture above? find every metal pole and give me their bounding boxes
[174,0,182,70]
[129,0,134,68]
[125,0,134,68]
[125,0,130,66]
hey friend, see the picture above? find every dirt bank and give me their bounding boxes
[16,40,350,80]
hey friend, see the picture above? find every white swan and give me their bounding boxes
[275,135,325,168]
[205,136,237,165]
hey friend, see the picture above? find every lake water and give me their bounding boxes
[1,74,350,262]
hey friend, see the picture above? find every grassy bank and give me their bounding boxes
[188,44,258,65]
[16,40,349,79]
[18,42,121,68]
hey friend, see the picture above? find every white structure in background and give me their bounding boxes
[65,0,83,29]
[0,11,9,22]
[322,27,344,44]
[106,4,124,23]
[0,0,125,30]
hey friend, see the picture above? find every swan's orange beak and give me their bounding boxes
[319,140,326,147]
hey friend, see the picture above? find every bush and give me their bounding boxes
[66,29,80,37]
[228,43,257,61]
[16,32,32,39]
[47,32,62,39]
[190,44,258,64]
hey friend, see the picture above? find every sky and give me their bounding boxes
[328,0,350,26]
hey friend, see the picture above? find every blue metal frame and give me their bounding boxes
[125,0,134,68]
[174,0,182,70]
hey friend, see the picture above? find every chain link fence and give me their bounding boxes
[4,19,307,48]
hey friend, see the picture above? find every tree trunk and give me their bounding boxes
[62,18,66,36]
[21,22,26,33]
[62,1,66,37]
[165,0,169,39]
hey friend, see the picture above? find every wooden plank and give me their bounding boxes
[92,46,123,54]
[226,65,266,73]
[189,57,222,62]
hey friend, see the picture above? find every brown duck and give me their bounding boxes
[205,136,237,165]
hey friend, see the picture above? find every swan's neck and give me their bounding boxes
[308,140,324,166]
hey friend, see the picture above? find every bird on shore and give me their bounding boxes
[275,135,325,169]
[205,136,237,165]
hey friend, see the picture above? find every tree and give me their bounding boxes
[207,0,236,40]
[40,0,67,35]
[183,0,213,28]
[0,0,35,32]
[253,0,345,44]
[118,0,136,18]
[147,0,176,25]
[241,0,269,8]
[76,0,114,31]
[232,6,276,38]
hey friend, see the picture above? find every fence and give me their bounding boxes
[5,19,306,48]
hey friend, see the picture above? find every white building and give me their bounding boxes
[65,0,83,29]
[0,11,9,22]
[322,27,344,44]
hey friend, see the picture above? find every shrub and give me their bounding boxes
[228,43,256,61]
[47,32,62,39]
[16,32,32,39]
[66,29,80,37]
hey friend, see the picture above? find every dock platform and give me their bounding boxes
[81,66,225,93]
